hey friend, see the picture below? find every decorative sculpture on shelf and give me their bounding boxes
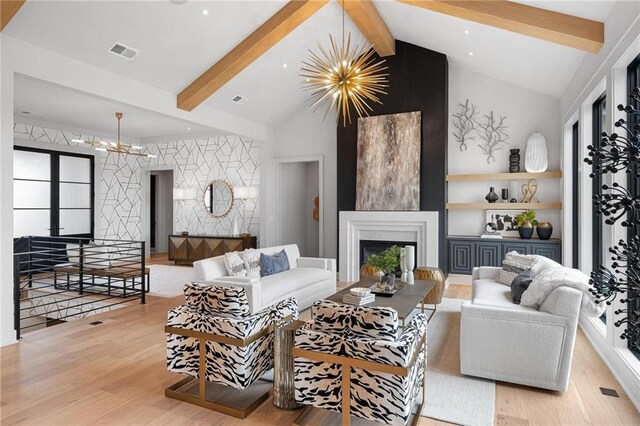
[521,179,540,203]
[452,99,478,151]
[585,87,640,351]
[477,111,509,164]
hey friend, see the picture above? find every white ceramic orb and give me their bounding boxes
[524,133,548,173]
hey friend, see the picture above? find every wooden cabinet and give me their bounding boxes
[447,236,562,275]
[168,235,257,265]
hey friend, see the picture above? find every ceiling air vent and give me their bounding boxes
[231,95,248,105]
[108,42,139,60]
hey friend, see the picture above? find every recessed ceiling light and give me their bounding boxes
[464,30,470,35]
[187,127,191,130]
[202,9,209,15]
[468,52,474,56]
[283,63,288,68]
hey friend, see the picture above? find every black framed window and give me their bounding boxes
[592,95,606,269]
[572,120,580,269]
[627,54,640,358]
[13,146,95,238]
[592,93,606,323]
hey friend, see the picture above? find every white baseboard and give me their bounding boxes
[0,330,18,347]
[447,274,472,285]
[579,316,640,410]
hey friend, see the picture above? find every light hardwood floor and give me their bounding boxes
[1,255,638,425]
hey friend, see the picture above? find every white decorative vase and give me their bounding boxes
[524,133,548,172]
[405,245,415,285]
[400,248,408,282]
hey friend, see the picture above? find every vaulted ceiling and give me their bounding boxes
[5,0,616,132]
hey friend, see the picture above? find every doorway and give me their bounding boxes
[149,170,173,253]
[275,157,322,257]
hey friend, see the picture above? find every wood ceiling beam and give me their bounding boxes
[178,0,329,112]
[340,0,395,57]
[396,0,604,53]
[1,0,26,32]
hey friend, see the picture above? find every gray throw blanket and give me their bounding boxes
[520,266,605,317]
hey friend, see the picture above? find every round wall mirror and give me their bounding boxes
[203,179,234,218]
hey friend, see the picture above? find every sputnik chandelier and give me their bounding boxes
[300,0,388,126]
[72,112,156,158]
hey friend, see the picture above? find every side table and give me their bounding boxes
[273,319,305,410]
[415,266,445,321]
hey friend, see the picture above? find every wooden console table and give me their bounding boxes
[168,234,257,265]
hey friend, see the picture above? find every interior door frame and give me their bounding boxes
[142,166,175,255]
[273,155,324,257]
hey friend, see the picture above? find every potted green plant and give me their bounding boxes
[515,210,538,239]
[365,246,402,287]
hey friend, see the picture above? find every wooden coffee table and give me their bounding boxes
[327,277,437,326]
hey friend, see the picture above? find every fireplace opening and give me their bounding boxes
[359,240,417,277]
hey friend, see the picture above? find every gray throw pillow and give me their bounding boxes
[260,250,290,277]
[511,270,533,304]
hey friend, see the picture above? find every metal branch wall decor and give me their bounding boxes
[477,111,509,163]
[585,87,640,351]
[452,99,477,151]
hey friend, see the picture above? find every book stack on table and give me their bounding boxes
[343,293,375,306]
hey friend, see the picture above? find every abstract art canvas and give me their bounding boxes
[356,111,421,211]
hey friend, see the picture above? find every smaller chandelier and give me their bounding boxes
[72,112,156,158]
[301,17,388,126]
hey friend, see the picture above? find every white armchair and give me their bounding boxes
[193,244,336,314]
[460,266,583,392]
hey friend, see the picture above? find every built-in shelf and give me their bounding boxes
[447,202,563,210]
[446,171,562,182]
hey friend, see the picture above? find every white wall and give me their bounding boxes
[448,64,562,238]
[263,108,337,259]
[1,33,18,346]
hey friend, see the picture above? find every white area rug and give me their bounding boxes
[421,298,495,426]
[148,264,194,298]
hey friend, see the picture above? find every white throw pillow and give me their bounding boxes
[497,258,533,286]
[224,251,247,277]
[504,251,538,269]
[530,255,563,277]
[243,248,261,278]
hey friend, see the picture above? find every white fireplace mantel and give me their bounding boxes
[339,211,439,282]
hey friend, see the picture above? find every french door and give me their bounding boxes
[13,146,95,238]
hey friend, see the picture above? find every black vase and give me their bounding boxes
[485,187,499,203]
[518,222,534,239]
[536,222,553,240]
[509,149,521,173]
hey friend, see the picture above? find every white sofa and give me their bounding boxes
[193,244,336,314]
[460,266,583,392]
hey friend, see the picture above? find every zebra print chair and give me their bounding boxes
[292,300,428,426]
[165,282,298,418]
